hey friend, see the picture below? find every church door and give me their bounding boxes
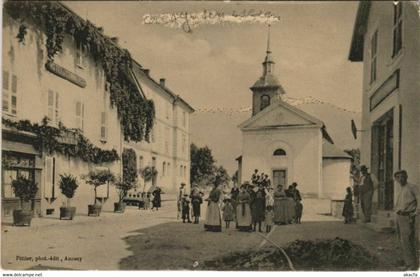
[272,170,287,188]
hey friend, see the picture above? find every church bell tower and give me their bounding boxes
[250,25,285,116]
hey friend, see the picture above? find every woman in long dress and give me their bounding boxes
[236,184,252,231]
[285,185,297,224]
[204,183,222,232]
[251,186,266,232]
[273,185,290,224]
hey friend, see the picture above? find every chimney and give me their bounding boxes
[159,78,166,87]
[143,69,150,76]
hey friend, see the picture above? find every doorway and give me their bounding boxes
[371,109,394,210]
[272,169,287,188]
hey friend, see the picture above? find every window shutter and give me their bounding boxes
[55,92,59,122]
[44,157,53,198]
[3,70,9,90]
[100,112,107,140]
[81,102,85,130]
[48,90,54,121]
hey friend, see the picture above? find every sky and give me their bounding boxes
[65,1,363,113]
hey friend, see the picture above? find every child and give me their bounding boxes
[190,186,203,224]
[182,194,192,223]
[145,192,151,210]
[342,187,354,224]
[222,198,234,229]
[265,205,274,233]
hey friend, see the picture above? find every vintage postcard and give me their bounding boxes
[1,0,420,273]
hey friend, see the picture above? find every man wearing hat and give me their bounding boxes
[190,184,203,224]
[177,183,187,219]
[394,170,420,270]
[359,165,374,223]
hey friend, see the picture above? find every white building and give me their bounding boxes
[348,1,420,229]
[125,61,194,194]
[237,30,352,199]
[1,4,123,216]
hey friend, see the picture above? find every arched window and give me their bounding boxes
[162,162,166,176]
[273,149,286,156]
[260,95,271,110]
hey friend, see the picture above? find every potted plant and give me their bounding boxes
[85,169,115,216]
[11,175,38,226]
[59,174,79,220]
[141,166,158,191]
[113,178,137,213]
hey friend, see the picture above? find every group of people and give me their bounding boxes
[342,165,375,224]
[139,186,162,211]
[342,165,419,270]
[202,170,303,233]
[177,183,204,224]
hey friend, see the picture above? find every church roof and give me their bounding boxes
[239,99,324,129]
[322,141,352,159]
[251,74,284,90]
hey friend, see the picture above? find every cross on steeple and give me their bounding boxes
[263,24,274,75]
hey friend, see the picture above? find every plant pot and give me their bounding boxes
[13,209,33,226]
[60,207,76,220]
[114,202,126,213]
[88,204,101,216]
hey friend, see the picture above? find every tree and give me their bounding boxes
[212,166,230,188]
[190,143,216,187]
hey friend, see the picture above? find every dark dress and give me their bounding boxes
[152,187,162,208]
[342,193,354,223]
[191,192,202,217]
[251,189,266,222]
[181,198,191,221]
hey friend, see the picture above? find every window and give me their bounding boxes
[370,30,378,84]
[3,70,17,116]
[75,101,84,131]
[75,43,87,68]
[392,1,402,57]
[182,111,186,127]
[162,162,166,176]
[100,112,107,141]
[167,162,171,176]
[261,95,270,111]
[48,90,60,125]
[273,149,286,156]
[180,165,183,177]
[139,156,144,170]
[166,103,170,119]
[182,134,186,154]
[165,127,170,154]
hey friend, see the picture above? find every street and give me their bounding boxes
[1,197,402,270]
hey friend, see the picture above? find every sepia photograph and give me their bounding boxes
[1,0,420,274]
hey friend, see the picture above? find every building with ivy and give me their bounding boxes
[1,2,167,217]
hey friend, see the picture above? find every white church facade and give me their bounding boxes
[236,30,352,199]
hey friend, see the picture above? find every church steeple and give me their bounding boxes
[263,25,274,75]
[250,25,285,116]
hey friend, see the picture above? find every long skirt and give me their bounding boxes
[274,198,291,224]
[296,202,303,218]
[192,201,201,217]
[236,203,252,231]
[286,198,296,222]
[204,202,222,232]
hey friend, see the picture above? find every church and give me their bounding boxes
[236,29,352,199]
